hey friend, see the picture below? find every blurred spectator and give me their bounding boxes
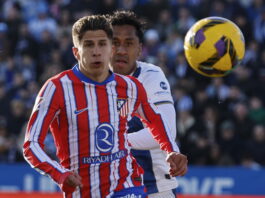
[174,6,196,36]
[217,120,242,165]
[233,13,253,45]
[231,102,255,140]
[98,0,117,14]
[206,77,230,102]
[56,9,73,37]
[19,0,49,22]
[248,96,265,125]
[0,22,11,60]
[15,23,38,58]
[28,11,57,41]
[254,7,265,45]
[4,1,23,56]
[245,125,265,165]
[164,30,184,63]
[0,83,9,117]
[173,85,193,113]
[142,29,161,63]
[37,30,59,75]
[6,98,27,136]
[154,9,174,42]
[0,116,14,162]
[58,32,76,69]
[245,0,264,21]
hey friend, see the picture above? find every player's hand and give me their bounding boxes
[166,152,188,177]
[60,172,83,193]
[65,172,83,188]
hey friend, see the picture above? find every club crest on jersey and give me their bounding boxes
[117,98,129,117]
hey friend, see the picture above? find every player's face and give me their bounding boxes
[111,25,142,75]
[73,30,113,82]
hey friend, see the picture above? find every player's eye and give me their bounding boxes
[125,42,133,47]
[113,41,120,46]
[84,42,93,47]
[99,41,106,46]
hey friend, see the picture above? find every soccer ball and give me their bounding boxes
[184,16,245,77]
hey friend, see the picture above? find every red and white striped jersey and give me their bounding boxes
[23,65,178,198]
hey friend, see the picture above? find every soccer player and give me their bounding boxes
[110,11,188,198]
[23,14,187,198]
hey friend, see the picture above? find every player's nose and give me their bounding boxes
[116,45,127,55]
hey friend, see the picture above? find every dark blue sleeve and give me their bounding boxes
[127,116,144,133]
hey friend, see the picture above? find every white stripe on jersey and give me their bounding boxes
[85,83,101,197]
[31,81,55,142]
[61,76,81,198]
[61,76,80,172]
[106,81,120,193]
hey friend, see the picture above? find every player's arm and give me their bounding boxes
[23,80,81,192]
[128,70,178,150]
[129,76,178,153]
[130,76,188,176]
[128,103,178,150]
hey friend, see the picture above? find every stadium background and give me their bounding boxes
[0,0,265,197]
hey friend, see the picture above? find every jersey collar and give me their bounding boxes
[72,64,115,85]
[132,62,141,78]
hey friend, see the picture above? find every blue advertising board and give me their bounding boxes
[0,164,265,195]
[177,166,265,195]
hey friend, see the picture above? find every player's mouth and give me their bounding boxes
[91,61,102,67]
[114,59,128,67]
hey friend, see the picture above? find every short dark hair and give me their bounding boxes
[72,14,113,47]
[110,10,146,43]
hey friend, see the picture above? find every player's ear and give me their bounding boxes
[72,47,80,60]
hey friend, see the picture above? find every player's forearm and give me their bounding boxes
[128,104,179,150]
[139,106,178,153]
[23,140,70,185]
[128,128,160,150]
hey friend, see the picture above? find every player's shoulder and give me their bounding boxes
[137,61,164,74]
[137,61,169,83]
[114,73,141,85]
[137,61,167,79]
[47,69,71,85]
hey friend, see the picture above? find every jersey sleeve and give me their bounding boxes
[140,69,173,105]
[23,79,70,186]
[128,103,179,151]
[130,76,179,153]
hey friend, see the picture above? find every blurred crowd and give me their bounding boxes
[0,0,265,168]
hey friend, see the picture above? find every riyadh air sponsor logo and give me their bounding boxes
[117,98,129,117]
[74,107,89,115]
[95,123,114,153]
[82,149,127,164]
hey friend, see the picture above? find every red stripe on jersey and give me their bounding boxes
[114,75,130,191]
[49,77,71,169]
[95,84,111,197]
[68,72,91,197]
[25,82,48,141]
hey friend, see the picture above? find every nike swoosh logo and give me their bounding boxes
[74,107,89,115]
